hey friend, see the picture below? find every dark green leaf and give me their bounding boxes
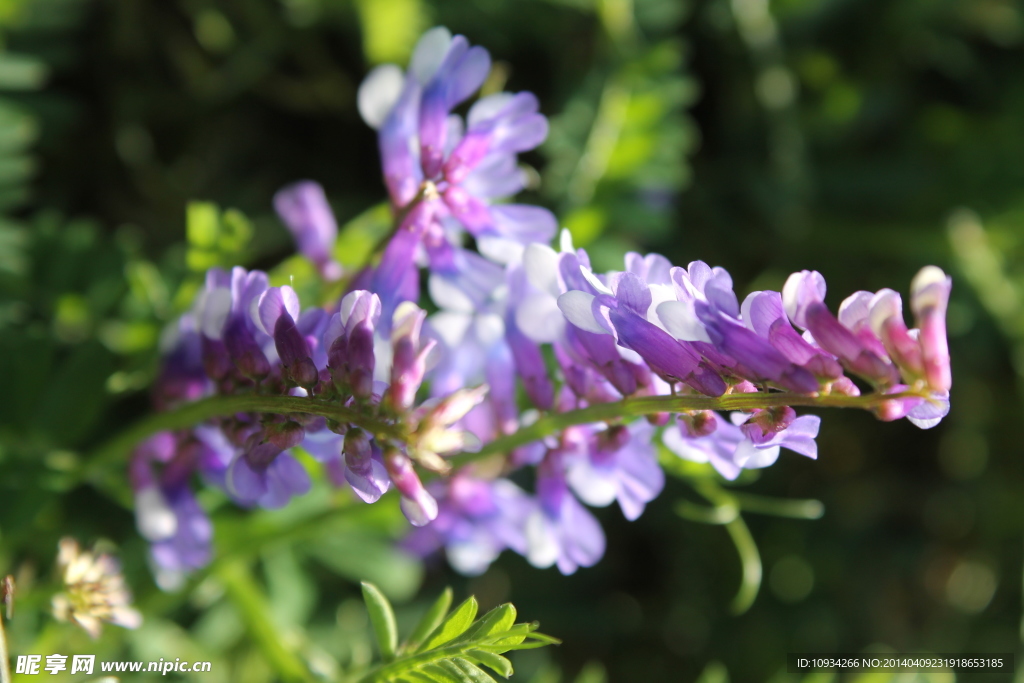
[362,581,399,662]
[403,586,452,653]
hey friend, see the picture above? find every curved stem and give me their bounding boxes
[84,394,403,482]
[86,388,927,480]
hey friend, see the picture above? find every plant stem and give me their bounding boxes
[86,388,929,478]
[724,515,762,615]
[84,394,403,483]
[452,388,926,466]
[0,614,11,683]
[217,559,312,683]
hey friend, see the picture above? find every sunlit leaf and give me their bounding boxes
[418,596,478,652]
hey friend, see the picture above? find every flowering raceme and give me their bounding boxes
[134,27,953,584]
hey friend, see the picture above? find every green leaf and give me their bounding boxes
[421,663,463,683]
[362,581,399,662]
[467,650,513,678]
[403,587,453,653]
[354,588,556,683]
[333,202,392,268]
[462,603,516,642]
[353,0,427,64]
[450,658,497,683]
[186,202,220,249]
[418,596,478,653]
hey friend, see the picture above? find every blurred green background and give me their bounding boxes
[0,0,1022,681]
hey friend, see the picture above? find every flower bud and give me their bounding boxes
[266,421,305,451]
[347,321,376,400]
[910,266,952,393]
[383,449,438,526]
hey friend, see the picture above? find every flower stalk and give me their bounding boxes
[87,386,930,482]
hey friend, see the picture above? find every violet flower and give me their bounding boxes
[226,439,311,510]
[255,286,319,389]
[525,452,606,575]
[384,449,439,526]
[404,475,532,575]
[565,421,665,521]
[663,410,821,481]
[324,290,382,399]
[357,27,556,316]
[274,180,342,281]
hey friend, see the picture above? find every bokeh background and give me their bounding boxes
[0,0,1022,681]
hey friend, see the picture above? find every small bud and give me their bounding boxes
[678,410,718,438]
[266,421,305,451]
[419,385,489,430]
[201,337,234,381]
[383,449,438,526]
[3,574,15,620]
[347,321,376,400]
[224,318,270,380]
[741,406,796,445]
[910,266,952,393]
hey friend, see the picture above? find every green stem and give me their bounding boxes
[452,388,926,466]
[216,559,312,683]
[84,394,402,482]
[729,492,824,520]
[86,389,929,478]
[724,515,762,616]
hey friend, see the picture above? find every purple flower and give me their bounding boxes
[663,410,820,480]
[417,34,491,178]
[518,237,654,397]
[324,290,382,399]
[130,435,214,589]
[386,302,436,413]
[556,262,726,396]
[148,487,213,588]
[404,475,532,575]
[565,422,665,521]
[740,290,844,380]
[357,27,556,294]
[154,315,209,410]
[384,449,439,526]
[226,441,311,509]
[782,270,898,385]
[910,266,952,393]
[200,267,272,380]
[255,286,319,389]
[873,385,951,429]
[274,181,342,281]
[340,429,392,503]
[526,453,606,575]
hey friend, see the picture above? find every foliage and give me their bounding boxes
[357,583,558,683]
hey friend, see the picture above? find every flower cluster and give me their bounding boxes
[51,539,142,639]
[135,27,952,583]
